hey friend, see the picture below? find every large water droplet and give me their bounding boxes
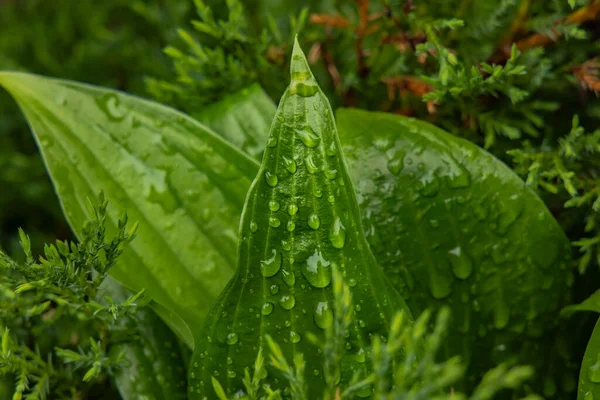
[329,217,346,249]
[265,171,278,187]
[324,169,338,180]
[287,220,296,232]
[314,301,333,329]
[283,269,296,287]
[260,249,282,277]
[226,332,238,345]
[269,200,280,211]
[95,93,127,121]
[267,136,277,147]
[303,249,331,288]
[308,213,321,230]
[261,302,274,315]
[280,295,296,310]
[305,154,320,174]
[289,331,302,343]
[269,217,281,228]
[283,156,297,174]
[296,126,321,148]
[288,203,299,215]
[326,142,336,156]
[429,269,452,299]
[447,246,473,279]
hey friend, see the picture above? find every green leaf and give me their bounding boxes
[0,71,259,343]
[193,83,277,160]
[188,38,412,399]
[562,289,600,318]
[579,318,600,400]
[99,277,187,400]
[335,109,573,385]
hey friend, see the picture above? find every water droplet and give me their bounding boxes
[305,154,319,174]
[280,295,296,310]
[288,203,298,215]
[296,127,320,148]
[227,370,237,378]
[314,189,323,198]
[283,269,296,287]
[269,217,281,228]
[429,270,452,299]
[260,249,282,277]
[267,136,277,147]
[314,301,333,329]
[290,76,319,97]
[270,284,279,295]
[95,93,127,121]
[303,249,331,288]
[282,239,292,251]
[359,320,366,327]
[269,200,280,211]
[326,142,336,156]
[284,220,295,232]
[308,213,321,230]
[329,217,346,249]
[262,302,274,315]
[265,171,278,187]
[226,333,238,345]
[348,278,357,287]
[388,157,404,175]
[289,331,302,343]
[447,246,473,279]
[327,195,335,203]
[283,156,297,174]
[250,221,258,232]
[324,169,338,180]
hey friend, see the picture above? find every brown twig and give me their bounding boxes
[309,42,342,91]
[494,0,600,60]
[572,58,600,96]
[382,76,437,114]
[309,14,349,28]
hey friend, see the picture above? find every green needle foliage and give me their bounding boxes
[0,196,140,399]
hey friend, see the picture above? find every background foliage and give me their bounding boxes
[1,0,599,398]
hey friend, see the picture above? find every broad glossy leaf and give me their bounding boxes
[0,72,259,341]
[336,109,573,384]
[194,83,276,160]
[99,277,187,400]
[579,318,600,400]
[188,39,412,399]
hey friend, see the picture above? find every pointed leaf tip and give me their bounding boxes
[289,38,318,97]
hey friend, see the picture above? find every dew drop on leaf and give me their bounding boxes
[266,136,277,147]
[280,295,296,310]
[261,302,274,316]
[282,269,295,287]
[329,217,347,249]
[265,171,278,187]
[269,217,281,228]
[302,249,331,288]
[260,249,282,277]
[270,284,279,295]
[283,156,297,174]
[308,213,320,230]
[226,333,238,345]
[287,203,298,215]
[289,331,302,343]
[447,246,473,279]
[287,220,296,232]
[314,301,333,329]
[296,127,320,148]
[268,200,280,211]
[305,154,319,174]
